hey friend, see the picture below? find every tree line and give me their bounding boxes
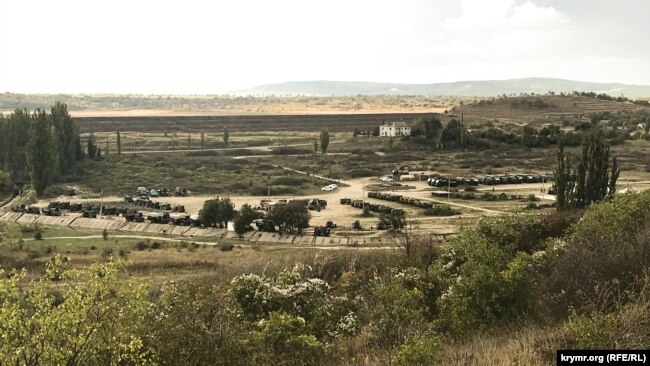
[0,103,90,196]
[198,197,310,235]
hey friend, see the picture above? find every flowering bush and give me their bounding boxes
[230,264,356,340]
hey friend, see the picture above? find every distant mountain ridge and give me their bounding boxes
[237,78,650,98]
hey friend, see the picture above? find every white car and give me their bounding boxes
[321,184,338,191]
[380,176,394,182]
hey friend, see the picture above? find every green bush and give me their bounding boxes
[250,185,297,196]
[565,311,615,349]
[349,168,380,178]
[218,243,234,251]
[431,213,575,335]
[251,312,324,366]
[33,225,43,240]
[228,182,250,191]
[270,176,305,186]
[393,334,442,366]
[546,191,650,311]
[424,206,460,216]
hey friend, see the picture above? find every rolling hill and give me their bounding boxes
[238,78,650,98]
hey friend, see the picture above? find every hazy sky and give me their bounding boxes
[1,0,648,94]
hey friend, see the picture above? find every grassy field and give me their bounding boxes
[64,152,333,197]
[0,223,400,284]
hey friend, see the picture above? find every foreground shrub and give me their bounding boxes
[431,212,576,335]
[545,191,650,312]
[250,312,324,366]
[393,334,442,366]
[229,264,356,340]
[0,256,152,365]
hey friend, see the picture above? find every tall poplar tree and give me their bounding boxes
[27,110,57,196]
[320,129,329,154]
[50,102,76,175]
[5,109,30,182]
[116,129,122,157]
[554,128,620,210]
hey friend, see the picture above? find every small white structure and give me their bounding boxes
[379,122,411,137]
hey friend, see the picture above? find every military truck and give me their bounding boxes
[254,219,276,232]
[82,210,97,218]
[42,208,62,216]
[313,227,331,237]
[175,187,189,197]
[137,187,148,197]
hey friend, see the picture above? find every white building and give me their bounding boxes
[379,122,411,137]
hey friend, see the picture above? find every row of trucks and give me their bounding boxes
[427,174,551,187]
[137,187,189,198]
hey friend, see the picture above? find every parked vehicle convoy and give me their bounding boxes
[425,173,550,187]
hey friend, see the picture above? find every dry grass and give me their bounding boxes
[442,325,570,366]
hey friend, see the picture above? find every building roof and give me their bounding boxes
[382,122,410,128]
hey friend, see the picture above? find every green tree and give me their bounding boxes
[4,109,30,181]
[116,129,122,157]
[522,125,538,147]
[269,201,310,234]
[234,204,260,237]
[50,102,76,176]
[379,210,406,231]
[555,128,620,210]
[87,132,97,159]
[441,119,462,146]
[223,127,229,148]
[313,139,318,154]
[319,129,329,154]
[608,156,620,199]
[198,197,235,227]
[554,138,572,210]
[200,131,205,150]
[0,115,5,172]
[75,132,84,160]
[27,109,57,196]
[411,117,442,141]
[0,171,11,195]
